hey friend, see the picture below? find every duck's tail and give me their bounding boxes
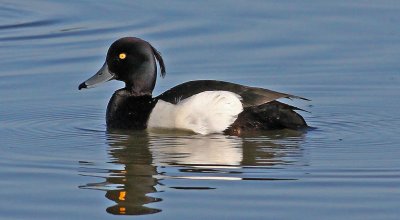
[225,101,308,135]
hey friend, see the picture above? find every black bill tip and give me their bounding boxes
[78,82,87,90]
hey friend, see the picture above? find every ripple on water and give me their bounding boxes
[0,1,176,79]
[307,109,400,147]
[1,103,106,149]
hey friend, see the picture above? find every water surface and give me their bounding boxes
[1,1,400,219]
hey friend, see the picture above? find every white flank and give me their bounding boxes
[147,91,243,134]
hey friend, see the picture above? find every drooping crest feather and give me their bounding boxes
[151,46,166,78]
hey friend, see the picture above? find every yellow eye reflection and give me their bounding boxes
[119,53,127,59]
[118,191,126,201]
[119,207,126,214]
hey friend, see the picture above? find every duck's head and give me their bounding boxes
[79,37,166,96]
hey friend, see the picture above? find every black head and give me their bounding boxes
[79,37,166,96]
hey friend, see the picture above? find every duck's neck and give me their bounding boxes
[106,89,157,130]
[124,82,154,97]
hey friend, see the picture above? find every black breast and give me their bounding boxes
[106,89,157,129]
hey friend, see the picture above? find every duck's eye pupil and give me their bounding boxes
[119,53,126,59]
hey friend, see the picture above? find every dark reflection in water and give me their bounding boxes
[106,131,161,215]
[80,129,305,215]
[80,130,161,215]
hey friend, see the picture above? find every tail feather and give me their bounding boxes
[225,101,308,135]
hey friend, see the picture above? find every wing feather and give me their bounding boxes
[157,80,309,107]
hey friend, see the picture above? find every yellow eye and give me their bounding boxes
[119,53,126,59]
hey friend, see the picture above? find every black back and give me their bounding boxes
[157,80,308,108]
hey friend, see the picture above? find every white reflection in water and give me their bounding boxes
[149,134,243,166]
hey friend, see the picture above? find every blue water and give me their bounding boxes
[1,1,400,219]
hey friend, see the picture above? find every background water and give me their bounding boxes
[1,0,399,219]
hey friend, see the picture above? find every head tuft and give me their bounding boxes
[151,46,166,78]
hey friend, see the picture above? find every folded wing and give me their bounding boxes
[157,80,308,107]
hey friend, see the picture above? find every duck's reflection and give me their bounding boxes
[105,130,160,215]
[80,129,305,215]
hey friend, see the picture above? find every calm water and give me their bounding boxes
[1,1,400,219]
